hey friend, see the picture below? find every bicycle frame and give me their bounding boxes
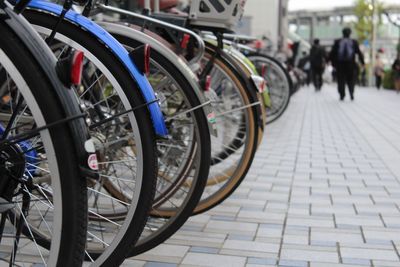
[27,0,168,137]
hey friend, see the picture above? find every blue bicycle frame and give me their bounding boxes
[27,0,168,137]
[0,124,38,174]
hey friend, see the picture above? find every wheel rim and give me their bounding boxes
[32,27,146,264]
[0,49,63,266]
[249,55,290,124]
[193,52,256,214]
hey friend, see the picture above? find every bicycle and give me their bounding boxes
[0,1,89,265]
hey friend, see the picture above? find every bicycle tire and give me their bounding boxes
[109,32,211,255]
[0,20,87,266]
[23,9,158,266]
[193,46,259,215]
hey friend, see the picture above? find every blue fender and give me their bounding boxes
[27,0,168,137]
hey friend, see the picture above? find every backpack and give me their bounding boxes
[338,39,355,62]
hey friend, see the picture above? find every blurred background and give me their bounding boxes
[233,0,400,88]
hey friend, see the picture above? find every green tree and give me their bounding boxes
[353,0,384,43]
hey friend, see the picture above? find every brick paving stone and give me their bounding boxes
[121,260,146,267]
[282,234,309,245]
[336,215,384,227]
[219,248,278,259]
[287,215,335,228]
[247,257,277,265]
[311,229,364,244]
[134,244,190,264]
[312,204,356,215]
[228,234,254,241]
[372,260,400,267]
[282,244,338,252]
[309,263,367,267]
[341,258,371,266]
[280,248,339,263]
[237,210,285,224]
[363,229,400,242]
[340,247,399,261]
[205,220,258,235]
[189,247,220,254]
[222,240,280,253]
[381,216,400,228]
[181,253,246,267]
[256,226,283,238]
[127,87,400,266]
[278,259,308,267]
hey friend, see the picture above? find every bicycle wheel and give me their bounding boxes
[223,47,267,146]
[247,53,291,124]
[0,17,87,266]
[192,46,259,214]
[24,9,158,266]
[104,31,211,255]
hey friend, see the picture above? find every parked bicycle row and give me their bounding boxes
[0,0,297,265]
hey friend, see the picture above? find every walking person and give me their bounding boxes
[310,39,326,91]
[374,55,385,90]
[298,51,311,86]
[392,56,400,93]
[329,27,365,101]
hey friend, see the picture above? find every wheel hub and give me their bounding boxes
[0,144,26,199]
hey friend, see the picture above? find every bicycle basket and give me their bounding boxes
[188,0,246,31]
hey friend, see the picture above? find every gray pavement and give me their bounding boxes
[128,85,400,267]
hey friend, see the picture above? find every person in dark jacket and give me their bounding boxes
[298,51,311,86]
[392,56,400,93]
[310,39,326,91]
[330,27,365,101]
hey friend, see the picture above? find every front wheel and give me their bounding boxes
[0,20,87,266]
[24,9,158,266]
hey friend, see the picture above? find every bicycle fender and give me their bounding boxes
[27,0,168,137]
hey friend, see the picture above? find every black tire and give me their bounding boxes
[23,9,158,266]
[247,53,291,124]
[112,33,211,255]
[193,46,259,215]
[0,21,87,266]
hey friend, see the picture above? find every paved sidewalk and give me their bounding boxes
[128,85,400,267]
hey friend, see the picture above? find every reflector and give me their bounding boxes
[71,50,84,86]
[180,34,191,49]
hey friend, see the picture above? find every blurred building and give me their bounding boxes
[288,4,400,62]
[236,0,289,52]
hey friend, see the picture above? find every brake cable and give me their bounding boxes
[0,113,86,149]
[198,32,223,90]
[82,0,93,17]
[45,0,74,46]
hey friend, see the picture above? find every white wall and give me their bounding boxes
[242,0,280,45]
